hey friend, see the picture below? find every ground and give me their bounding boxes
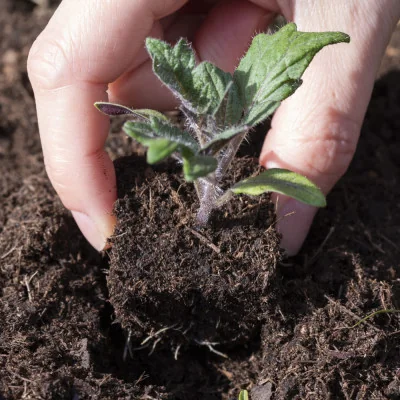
[1,2,400,399]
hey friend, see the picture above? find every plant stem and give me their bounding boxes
[215,131,247,180]
[195,130,248,225]
[195,176,218,226]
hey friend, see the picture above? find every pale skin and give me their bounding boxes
[28,0,400,254]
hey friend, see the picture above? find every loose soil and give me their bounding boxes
[109,156,279,349]
[1,2,400,399]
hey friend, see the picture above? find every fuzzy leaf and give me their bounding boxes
[238,390,249,400]
[147,139,179,164]
[123,117,199,164]
[150,117,199,151]
[199,125,248,156]
[193,61,234,115]
[146,38,238,117]
[224,83,244,125]
[95,102,169,121]
[183,154,218,182]
[231,168,326,207]
[95,102,137,116]
[235,23,350,126]
[146,38,196,106]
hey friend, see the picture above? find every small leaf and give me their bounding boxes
[131,109,170,121]
[224,82,244,125]
[95,102,169,122]
[150,117,199,151]
[183,154,218,182]
[146,139,179,164]
[146,38,239,118]
[123,117,199,164]
[235,23,350,126]
[199,125,248,156]
[95,102,137,116]
[238,390,249,400]
[146,38,196,109]
[231,169,326,207]
[192,61,234,115]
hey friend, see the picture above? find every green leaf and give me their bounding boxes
[123,117,199,164]
[238,390,249,400]
[183,154,218,182]
[146,38,240,118]
[199,125,248,156]
[146,38,196,108]
[150,117,199,151]
[231,168,326,207]
[224,82,244,125]
[147,139,179,164]
[193,61,234,115]
[234,23,350,126]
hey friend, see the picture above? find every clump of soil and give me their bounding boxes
[108,156,280,351]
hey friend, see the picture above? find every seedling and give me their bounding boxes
[96,23,349,226]
[239,390,249,400]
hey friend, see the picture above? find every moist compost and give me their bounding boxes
[108,156,279,350]
[1,1,400,399]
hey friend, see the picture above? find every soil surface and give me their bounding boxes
[109,156,279,349]
[1,2,400,399]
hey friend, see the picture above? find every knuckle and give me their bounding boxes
[300,114,359,181]
[27,33,72,91]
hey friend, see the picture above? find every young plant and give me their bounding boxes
[96,23,349,226]
[239,390,249,400]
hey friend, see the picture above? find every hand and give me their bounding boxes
[27,0,271,250]
[255,0,400,255]
[28,0,400,254]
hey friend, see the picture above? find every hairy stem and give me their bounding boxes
[195,176,219,226]
[215,131,247,181]
[195,130,248,225]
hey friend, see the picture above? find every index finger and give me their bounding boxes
[28,0,187,250]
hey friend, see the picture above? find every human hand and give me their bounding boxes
[27,0,272,250]
[28,0,400,254]
[256,0,400,255]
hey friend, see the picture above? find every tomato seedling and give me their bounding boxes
[96,23,349,225]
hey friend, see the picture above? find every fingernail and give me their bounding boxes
[71,211,115,251]
[275,196,317,256]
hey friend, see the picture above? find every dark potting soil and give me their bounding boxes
[1,1,400,399]
[109,156,279,349]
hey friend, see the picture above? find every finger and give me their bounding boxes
[259,0,400,255]
[110,0,274,108]
[194,0,274,72]
[28,0,187,250]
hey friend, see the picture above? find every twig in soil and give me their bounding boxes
[148,337,162,355]
[324,295,381,332]
[134,371,148,386]
[22,271,38,302]
[0,244,18,260]
[378,232,400,252]
[363,229,385,254]
[123,329,133,361]
[174,344,182,360]
[130,325,179,356]
[186,227,220,254]
[141,325,177,346]
[306,226,335,266]
[350,309,400,329]
[195,340,228,358]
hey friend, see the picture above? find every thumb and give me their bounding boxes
[260,1,400,255]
